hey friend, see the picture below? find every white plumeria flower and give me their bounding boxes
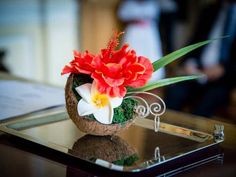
[75,82,123,124]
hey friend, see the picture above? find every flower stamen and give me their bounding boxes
[92,93,109,108]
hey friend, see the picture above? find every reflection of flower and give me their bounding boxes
[76,82,123,124]
[62,32,153,98]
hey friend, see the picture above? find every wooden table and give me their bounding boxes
[1,72,236,177]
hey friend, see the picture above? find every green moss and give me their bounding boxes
[122,98,138,121]
[112,98,137,124]
[112,154,139,166]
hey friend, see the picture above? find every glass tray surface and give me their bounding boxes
[0,111,222,173]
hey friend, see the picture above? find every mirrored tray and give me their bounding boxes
[0,109,224,175]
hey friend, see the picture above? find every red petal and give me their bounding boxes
[61,64,79,75]
[129,63,145,74]
[73,50,80,56]
[126,56,153,88]
[102,75,124,87]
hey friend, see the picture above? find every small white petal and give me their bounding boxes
[77,99,97,116]
[110,97,123,108]
[75,83,92,103]
[93,104,113,124]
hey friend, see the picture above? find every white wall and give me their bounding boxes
[0,0,79,86]
[44,0,79,86]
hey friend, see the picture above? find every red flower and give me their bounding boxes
[91,41,153,97]
[61,31,154,97]
[61,50,95,75]
[124,56,154,88]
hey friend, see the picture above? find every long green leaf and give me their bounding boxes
[153,38,221,71]
[127,75,203,92]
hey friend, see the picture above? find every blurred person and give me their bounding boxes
[159,0,178,54]
[118,0,165,83]
[165,0,236,117]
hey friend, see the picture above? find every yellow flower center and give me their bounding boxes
[92,93,109,108]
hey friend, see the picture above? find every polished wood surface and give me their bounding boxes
[1,72,236,177]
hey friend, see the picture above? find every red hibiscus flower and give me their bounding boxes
[124,56,154,88]
[91,34,153,97]
[61,50,95,75]
[61,31,153,97]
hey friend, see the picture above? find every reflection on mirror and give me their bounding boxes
[69,135,138,167]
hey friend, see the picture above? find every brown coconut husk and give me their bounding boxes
[69,135,137,163]
[65,74,135,136]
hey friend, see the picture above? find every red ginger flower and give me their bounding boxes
[61,32,154,97]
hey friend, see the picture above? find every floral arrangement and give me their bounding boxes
[61,31,212,130]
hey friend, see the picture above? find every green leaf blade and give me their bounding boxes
[127,75,203,92]
[152,39,219,71]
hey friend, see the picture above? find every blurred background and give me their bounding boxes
[0,0,235,122]
[0,0,198,86]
